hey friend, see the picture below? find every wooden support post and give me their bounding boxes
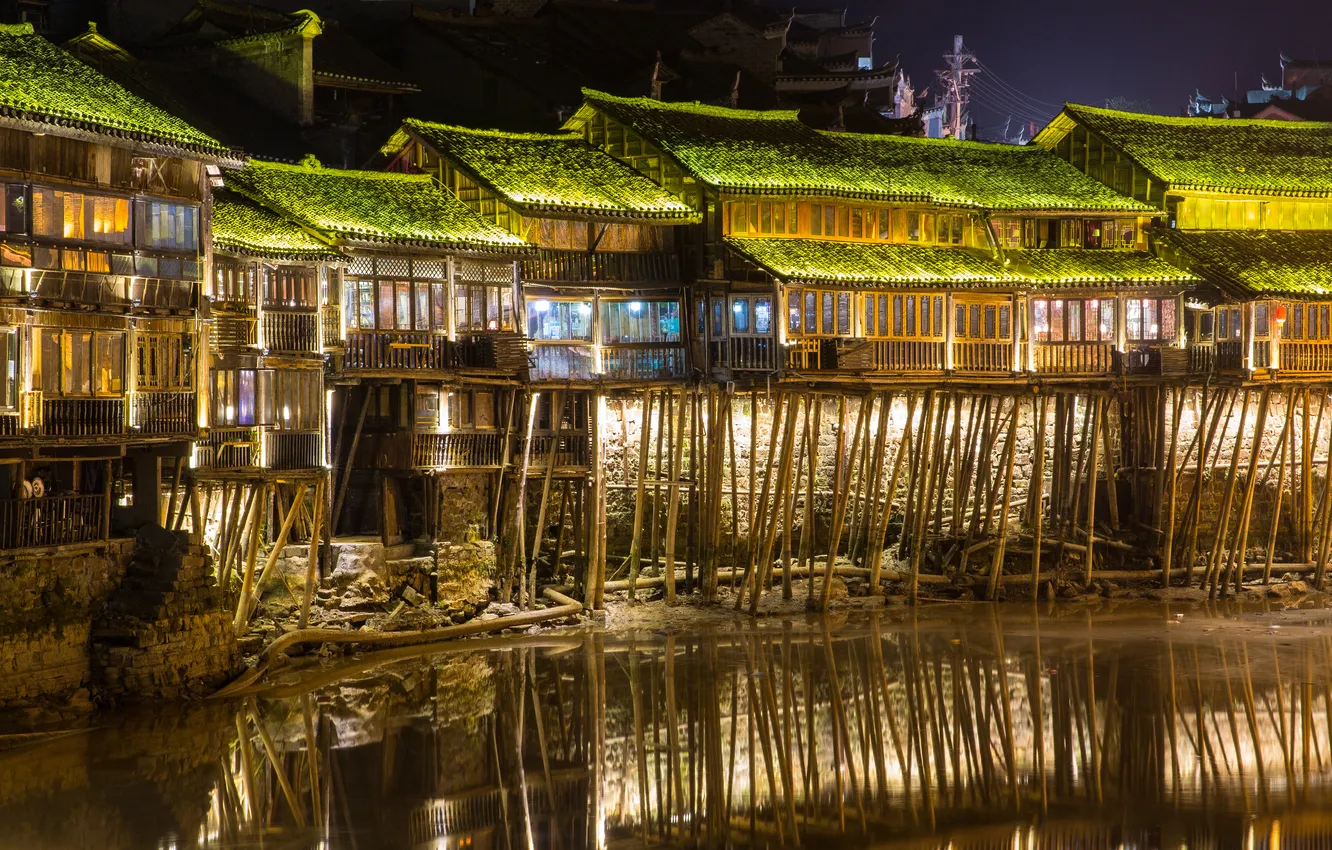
[513,390,539,608]
[985,401,1020,600]
[102,458,113,540]
[299,479,325,629]
[1205,390,1250,595]
[244,481,309,625]
[1265,395,1295,586]
[1161,387,1183,587]
[1083,396,1103,585]
[1029,394,1048,596]
[234,482,268,632]
[1103,396,1120,531]
[816,395,852,610]
[529,392,562,607]
[663,389,690,603]
[750,391,801,614]
[870,393,915,589]
[626,389,653,602]
[491,387,518,538]
[736,393,785,610]
[330,387,372,540]
[907,391,938,605]
[1225,387,1270,596]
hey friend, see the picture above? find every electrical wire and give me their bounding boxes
[968,77,1055,125]
[970,55,1064,110]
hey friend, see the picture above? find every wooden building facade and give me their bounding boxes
[0,22,240,553]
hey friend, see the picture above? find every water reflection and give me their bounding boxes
[6,605,1332,849]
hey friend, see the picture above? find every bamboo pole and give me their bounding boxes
[1205,390,1251,595]
[986,402,1020,600]
[242,482,309,625]
[663,390,689,603]
[626,389,653,601]
[1161,387,1183,587]
[736,393,785,610]
[233,483,267,632]
[1225,387,1271,596]
[870,393,915,589]
[1265,395,1296,585]
[818,395,858,610]
[298,480,325,629]
[1083,396,1103,585]
[907,392,938,604]
[750,392,801,614]
[512,390,539,607]
[1030,394,1048,596]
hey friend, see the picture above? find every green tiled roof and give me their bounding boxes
[725,237,1019,287]
[225,159,529,251]
[1155,230,1332,296]
[822,132,1153,212]
[0,23,236,163]
[385,120,700,222]
[1037,104,1332,197]
[570,90,1152,212]
[212,190,343,261]
[727,238,1196,289]
[1008,249,1197,285]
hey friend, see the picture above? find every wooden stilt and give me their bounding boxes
[1083,396,1103,586]
[298,479,325,629]
[1264,395,1296,586]
[985,399,1020,601]
[1029,393,1048,596]
[626,389,653,602]
[330,387,371,539]
[529,391,562,606]
[1206,390,1251,595]
[663,389,689,603]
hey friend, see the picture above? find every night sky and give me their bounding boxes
[853,0,1331,135]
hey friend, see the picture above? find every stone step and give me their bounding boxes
[280,544,308,560]
[383,542,416,561]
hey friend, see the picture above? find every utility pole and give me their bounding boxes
[935,35,979,139]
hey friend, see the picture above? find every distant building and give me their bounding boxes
[1188,53,1332,121]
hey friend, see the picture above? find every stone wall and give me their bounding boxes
[0,527,241,713]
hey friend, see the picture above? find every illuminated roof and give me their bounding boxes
[383,120,699,222]
[568,90,1152,212]
[1156,230,1332,296]
[1035,104,1332,197]
[0,22,237,163]
[225,159,529,252]
[212,191,343,261]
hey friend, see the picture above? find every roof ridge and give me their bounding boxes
[580,87,803,121]
[1064,101,1332,130]
[404,118,583,143]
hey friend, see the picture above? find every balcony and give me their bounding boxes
[0,493,104,549]
[212,308,257,350]
[953,341,1013,373]
[521,250,679,284]
[530,344,594,381]
[131,278,196,312]
[413,432,504,469]
[707,337,778,372]
[344,331,450,371]
[131,391,196,436]
[1215,341,1244,372]
[42,397,125,438]
[262,310,320,355]
[523,434,590,469]
[1279,341,1332,373]
[0,413,18,438]
[196,427,259,470]
[28,271,131,308]
[600,344,687,380]
[1034,341,1115,375]
[266,430,322,470]
[321,305,344,349]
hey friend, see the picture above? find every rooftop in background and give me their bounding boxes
[159,1,417,93]
[570,91,1153,212]
[1034,104,1332,197]
[383,120,701,223]
[1157,230,1332,297]
[225,159,529,252]
[0,21,238,164]
[211,190,345,262]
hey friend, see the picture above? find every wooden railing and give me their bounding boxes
[953,341,1013,372]
[1280,341,1332,373]
[521,250,679,283]
[0,493,104,549]
[413,432,504,469]
[530,344,595,381]
[42,397,125,437]
[1216,341,1245,371]
[1034,341,1114,375]
[262,310,320,354]
[600,344,687,380]
[709,337,778,372]
[872,339,947,372]
[0,413,18,438]
[266,430,322,470]
[344,331,450,371]
[30,271,130,308]
[1188,343,1215,375]
[212,312,257,349]
[131,278,196,311]
[321,305,344,349]
[196,427,259,470]
[132,391,196,436]
[524,434,590,469]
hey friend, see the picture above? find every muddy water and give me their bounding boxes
[4,600,1332,849]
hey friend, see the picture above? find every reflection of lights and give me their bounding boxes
[629,301,642,314]
[534,299,550,312]
[733,303,743,313]
[579,303,591,316]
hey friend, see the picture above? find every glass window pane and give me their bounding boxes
[754,298,771,335]
[836,293,850,335]
[788,292,801,333]
[732,298,750,334]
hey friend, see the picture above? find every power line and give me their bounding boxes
[970,56,1064,110]
[968,77,1055,124]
